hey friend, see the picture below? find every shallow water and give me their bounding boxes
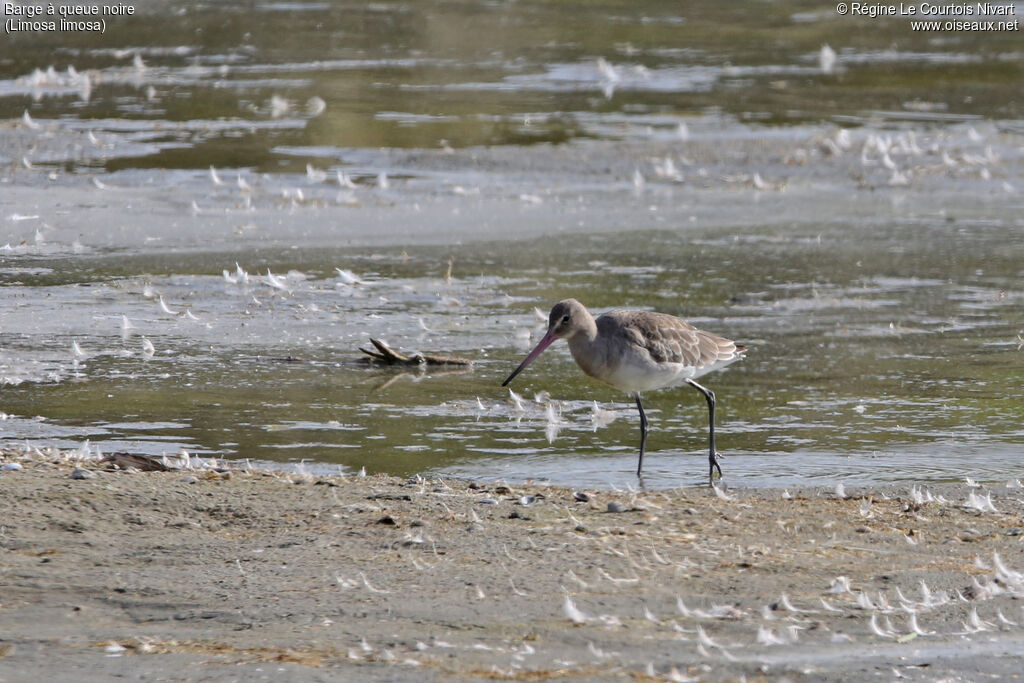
[1,1,1023,488]
[3,0,1023,164]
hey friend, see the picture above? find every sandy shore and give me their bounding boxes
[1,450,1023,681]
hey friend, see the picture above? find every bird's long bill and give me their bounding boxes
[501,329,557,386]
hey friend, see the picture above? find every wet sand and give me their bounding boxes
[2,448,1023,681]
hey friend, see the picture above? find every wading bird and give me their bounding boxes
[502,299,744,483]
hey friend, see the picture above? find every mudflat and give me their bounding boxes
[1,449,1023,681]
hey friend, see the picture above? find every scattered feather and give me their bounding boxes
[335,268,362,285]
[828,576,851,594]
[819,44,837,74]
[306,96,327,116]
[563,595,589,624]
[965,490,998,513]
[22,110,41,130]
[337,170,358,189]
[869,613,896,639]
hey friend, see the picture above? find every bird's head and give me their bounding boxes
[502,299,590,387]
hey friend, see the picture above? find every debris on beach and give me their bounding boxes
[102,451,172,472]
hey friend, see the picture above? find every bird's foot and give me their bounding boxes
[708,450,724,483]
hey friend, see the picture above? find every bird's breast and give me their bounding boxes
[568,336,611,381]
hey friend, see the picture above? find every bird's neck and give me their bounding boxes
[574,313,599,344]
[567,315,601,374]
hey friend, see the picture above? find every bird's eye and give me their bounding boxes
[561,315,570,323]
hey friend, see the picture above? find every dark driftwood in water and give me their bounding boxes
[359,338,472,366]
[102,452,172,472]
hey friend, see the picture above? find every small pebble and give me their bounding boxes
[466,523,484,532]
[71,468,96,480]
[606,501,626,513]
[494,485,512,495]
[2,462,23,471]
[518,495,535,506]
[410,520,426,527]
[572,491,590,502]
[478,498,499,505]
[180,475,199,484]
[377,515,397,526]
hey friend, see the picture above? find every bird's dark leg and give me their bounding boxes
[686,379,721,484]
[635,393,649,476]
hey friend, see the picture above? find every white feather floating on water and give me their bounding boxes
[508,388,526,413]
[337,170,358,189]
[819,44,837,74]
[306,96,326,117]
[269,95,289,118]
[632,168,645,192]
[22,110,41,130]
[265,269,291,292]
[335,268,362,285]
[306,164,327,183]
[590,401,616,430]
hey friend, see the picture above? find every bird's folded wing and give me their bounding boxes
[615,312,739,368]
